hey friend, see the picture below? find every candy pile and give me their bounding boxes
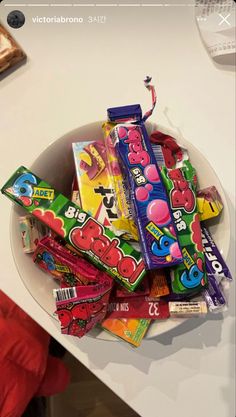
[1,79,232,347]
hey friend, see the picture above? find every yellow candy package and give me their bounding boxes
[72,139,137,240]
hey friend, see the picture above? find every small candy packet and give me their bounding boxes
[161,161,208,294]
[149,269,170,297]
[54,278,112,337]
[169,301,208,318]
[1,166,146,291]
[202,275,227,312]
[33,235,104,286]
[150,130,189,169]
[106,296,169,319]
[201,226,232,312]
[101,318,151,347]
[197,186,223,221]
[19,215,48,253]
[201,226,232,281]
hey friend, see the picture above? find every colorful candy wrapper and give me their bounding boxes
[150,130,189,169]
[201,226,232,281]
[101,318,150,347]
[33,235,105,286]
[115,276,150,298]
[54,277,112,337]
[1,166,146,291]
[197,186,223,221]
[102,122,138,241]
[109,79,183,270]
[202,274,227,312]
[149,269,170,297]
[106,296,169,319]
[201,226,232,312]
[72,141,120,229]
[161,161,208,294]
[169,301,207,318]
[19,215,48,253]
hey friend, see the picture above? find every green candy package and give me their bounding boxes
[1,166,146,291]
[161,160,208,294]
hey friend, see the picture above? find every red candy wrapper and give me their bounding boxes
[106,296,169,319]
[54,274,113,337]
[115,276,150,298]
[34,235,103,286]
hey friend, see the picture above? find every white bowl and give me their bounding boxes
[10,122,230,340]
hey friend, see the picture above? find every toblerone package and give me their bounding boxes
[1,166,146,291]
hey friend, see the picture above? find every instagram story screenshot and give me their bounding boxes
[0,1,235,417]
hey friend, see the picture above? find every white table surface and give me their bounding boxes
[0,1,235,417]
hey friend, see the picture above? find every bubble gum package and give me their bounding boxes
[101,318,151,347]
[109,79,183,270]
[54,278,113,337]
[161,161,208,294]
[102,122,138,241]
[1,166,146,291]
[33,235,106,286]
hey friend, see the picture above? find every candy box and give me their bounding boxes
[1,166,146,291]
[72,141,119,229]
[101,318,151,347]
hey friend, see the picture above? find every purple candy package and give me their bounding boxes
[108,79,183,270]
[109,122,183,270]
[201,226,232,281]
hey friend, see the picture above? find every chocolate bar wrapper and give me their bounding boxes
[201,226,232,281]
[111,123,183,270]
[54,282,112,338]
[197,186,223,222]
[161,161,208,294]
[1,166,146,291]
[106,296,169,319]
[33,235,107,286]
[0,24,26,74]
[101,318,150,347]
